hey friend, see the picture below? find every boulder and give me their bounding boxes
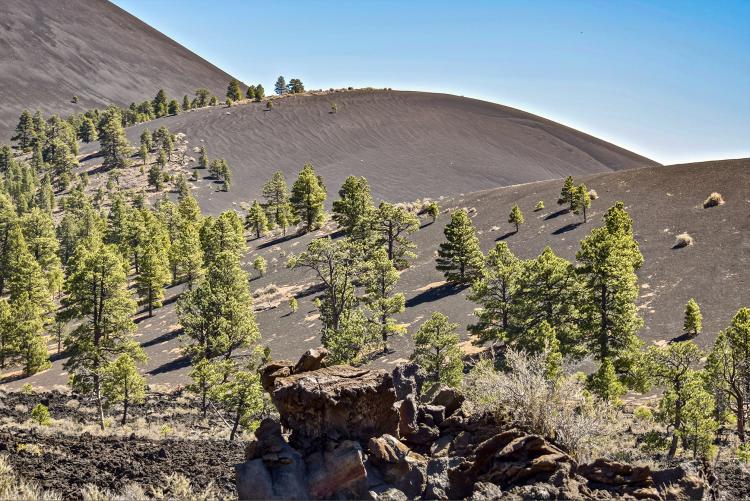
[404,423,440,447]
[235,460,274,500]
[368,434,428,498]
[270,365,399,450]
[294,347,329,374]
[429,434,453,458]
[420,405,446,426]
[398,395,419,437]
[236,418,309,500]
[392,363,426,400]
[306,440,367,499]
[447,429,578,499]
[427,386,464,417]
[260,360,294,393]
[425,457,462,500]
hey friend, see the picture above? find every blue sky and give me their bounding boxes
[113,0,749,165]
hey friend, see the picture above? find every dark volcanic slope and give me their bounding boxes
[0,0,237,139]
[92,90,659,213]
[6,159,747,389]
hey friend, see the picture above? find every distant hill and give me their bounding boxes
[0,0,238,140]
[84,90,660,214]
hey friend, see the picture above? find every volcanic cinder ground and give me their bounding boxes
[0,0,236,140]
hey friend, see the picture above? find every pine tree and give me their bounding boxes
[135,240,171,317]
[0,300,10,368]
[152,89,169,117]
[426,201,440,223]
[168,99,181,115]
[148,163,163,191]
[706,308,750,442]
[588,358,626,404]
[20,209,63,296]
[12,110,35,151]
[182,95,191,111]
[254,84,265,101]
[246,85,256,100]
[361,248,405,352]
[683,298,702,337]
[245,201,269,239]
[0,194,17,295]
[78,117,98,143]
[198,146,209,169]
[253,255,267,278]
[644,340,706,458]
[227,79,242,102]
[333,176,375,239]
[287,78,305,93]
[262,171,296,230]
[373,202,420,268]
[101,353,146,425]
[573,184,591,222]
[275,76,287,95]
[558,176,575,210]
[469,242,521,344]
[288,237,363,357]
[508,204,524,232]
[576,202,643,364]
[178,251,259,361]
[410,312,463,388]
[187,358,225,418]
[509,247,582,358]
[169,217,204,288]
[217,368,264,440]
[99,107,132,170]
[290,163,327,232]
[63,239,137,429]
[10,296,51,376]
[436,209,484,285]
[289,297,298,314]
[140,128,153,151]
[200,210,246,266]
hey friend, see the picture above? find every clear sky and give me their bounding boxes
[112,0,749,165]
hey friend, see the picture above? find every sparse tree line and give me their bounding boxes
[2,118,745,455]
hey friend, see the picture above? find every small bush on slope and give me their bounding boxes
[703,192,725,208]
[674,232,694,248]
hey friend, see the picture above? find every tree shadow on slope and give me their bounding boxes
[148,355,191,376]
[495,230,517,241]
[545,208,569,220]
[552,222,583,235]
[140,327,183,349]
[406,282,467,308]
[257,233,299,250]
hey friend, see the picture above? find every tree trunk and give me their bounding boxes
[738,396,746,442]
[599,284,609,359]
[201,388,208,419]
[95,375,105,431]
[121,386,129,426]
[668,389,683,458]
[148,287,153,317]
[230,405,242,441]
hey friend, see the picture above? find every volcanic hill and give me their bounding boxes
[0,0,237,140]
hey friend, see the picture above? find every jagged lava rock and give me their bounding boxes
[270,365,399,449]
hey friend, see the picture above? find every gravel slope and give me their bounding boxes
[77,89,659,214]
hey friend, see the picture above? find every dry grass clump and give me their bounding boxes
[588,189,599,200]
[462,350,614,461]
[80,472,219,501]
[674,232,694,248]
[0,455,61,500]
[703,192,725,208]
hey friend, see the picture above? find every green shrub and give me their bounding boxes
[30,404,51,426]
